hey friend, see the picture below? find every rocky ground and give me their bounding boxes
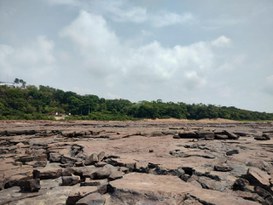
[0,120,272,205]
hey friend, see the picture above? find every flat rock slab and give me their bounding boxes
[110,173,259,205]
[247,167,271,187]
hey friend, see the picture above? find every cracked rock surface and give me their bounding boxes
[0,120,272,205]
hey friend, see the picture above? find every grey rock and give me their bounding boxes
[85,153,99,166]
[223,130,239,140]
[226,149,239,156]
[71,144,84,157]
[61,176,81,186]
[49,152,62,162]
[109,169,124,181]
[35,167,63,179]
[61,155,78,166]
[246,167,271,187]
[97,151,105,162]
[90,164,116,180]
[80,179,107,187]
[254,134,271,141]
[215,134,229,140]
[214,165,233,172]
[197,131,215,140]
[66,187,98,205]
[76,193,105,205]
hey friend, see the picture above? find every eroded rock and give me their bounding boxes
[61,175,81,186]
[75,192,105,205]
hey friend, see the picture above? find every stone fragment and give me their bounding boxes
[49,152,62,162]
[85,153,99,166]
[4,174,31,189]
[90,165,113,179]
[178,131,199,139]
[197,176,228,191]
[226,149,239,156]
[61,155,78,166]
[97,151,105,162]
[108,169,124,181]
[197,131,215,140]
[61,175,81,186]
[254,134,271,141]
[80,179,107,187]
[35,167,62,179]
[66,186,98,205]
[246,167,271,187]
[26,160,47,168]
[232,178,252,191]
[215,134,229,140]
[76,193,105,205]
[214,165,233,172]
[71,144,84,157]
[223,130,239,140]
[19,179,40,192]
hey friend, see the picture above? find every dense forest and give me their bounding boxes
[0,82,273,121]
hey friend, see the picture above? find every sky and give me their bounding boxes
[0,0,273,112]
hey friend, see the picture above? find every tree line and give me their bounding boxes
[0,83,273,120]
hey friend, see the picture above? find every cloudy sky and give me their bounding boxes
[1,0,273,112]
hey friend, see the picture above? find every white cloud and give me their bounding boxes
[152,12,194,28]
[212,35,231,47]
[100,1,194,27]
[109,6,148,23]
[60,10,119,51]
[0,36,55,81]
[59,10,228,92]
[60,10,121,77]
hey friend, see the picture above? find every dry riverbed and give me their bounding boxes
[0,120,272,205]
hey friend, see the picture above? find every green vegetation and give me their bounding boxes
[0,81,273,121]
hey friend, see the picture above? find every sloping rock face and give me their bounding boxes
[0,120,272,204]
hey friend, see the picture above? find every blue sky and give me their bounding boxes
[1,0,273,112]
